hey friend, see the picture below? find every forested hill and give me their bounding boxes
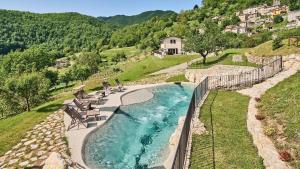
[0,10,114,55]
[98,10,177,27]
[203,0,299,14]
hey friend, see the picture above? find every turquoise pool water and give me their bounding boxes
[84,84,194,169]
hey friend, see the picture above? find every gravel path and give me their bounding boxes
[238,57,300,169]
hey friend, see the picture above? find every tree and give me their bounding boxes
[1,47,55,75]
[184,19,224,64]
[71,66,91,84]
[76,52,103,74]
[43,70,59,87]
[5,73,50,111]
[194,4,199,10]
[273,15,284,24]
[59,70,73,88]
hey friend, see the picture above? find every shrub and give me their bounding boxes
[272,38,283,50]
[255,114,266,121]
[273,15,284,24]
[264,127,276,136]
[279,150,292,162]
[255,97,261,102]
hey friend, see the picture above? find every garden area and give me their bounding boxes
[190,91,264,169]
[258,71,300,168]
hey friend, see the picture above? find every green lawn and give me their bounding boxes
[166,74,189,82]
[101,46,144,60]
[0,54,197,156]
[258,71,300,168]
[117,55,198,82]
[189,49,258,69]
[190,91,264,169]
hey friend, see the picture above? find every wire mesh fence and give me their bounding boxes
[208,56,283,90]
[172,77,209,169]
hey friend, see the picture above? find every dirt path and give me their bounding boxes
[238,57,300,169]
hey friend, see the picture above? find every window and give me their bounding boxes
[170,39,176,44]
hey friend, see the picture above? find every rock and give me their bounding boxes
[24,139,37,146]
[39,155,48,160]
[19,160,29,167]
[4,150,12,156]
[232,55,243,62]
[37,151,46,157]
[12,143,22,150]
[45,131,52,135]
[21,138,29,142]
[30,157,38,162]
[8,158,19,165]
[47,146,55,151]
[44,138,51,142]
[0,156,6,166]
[30,144,39,150]
[24,152,33,159]
[43,152,65,169]
[16,152,25,157]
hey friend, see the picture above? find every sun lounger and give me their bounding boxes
[63,105,101,130]
[74,90,103,105]
[73,98,92,111]
[62,105,89,130]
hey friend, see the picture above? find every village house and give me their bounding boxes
[225,25,249,35]
[154,37,184,58]
[287,10,300,29]
[55,59,70,69]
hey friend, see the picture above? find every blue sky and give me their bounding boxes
[0,0,201,17]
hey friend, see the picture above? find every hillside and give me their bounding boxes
[98,10,176,27]
[0,10,114,55]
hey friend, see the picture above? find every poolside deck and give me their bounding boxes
[64,84,165,168]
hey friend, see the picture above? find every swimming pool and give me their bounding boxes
[83,84,195,169]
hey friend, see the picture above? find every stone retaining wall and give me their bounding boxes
[245,53,281,65]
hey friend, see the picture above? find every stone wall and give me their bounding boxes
[245,53,281,65]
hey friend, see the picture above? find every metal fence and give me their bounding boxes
[208,56,283,90]
[172,77,209,169]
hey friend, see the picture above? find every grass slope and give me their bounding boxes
[100,47,143,61]
[249,39,300,57]
[190,91,264,169]
[258,71,300,168]
[117,55,198,82]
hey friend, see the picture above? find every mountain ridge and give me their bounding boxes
[98,10,177,27]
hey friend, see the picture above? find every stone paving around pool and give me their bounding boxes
[0,111,71,169]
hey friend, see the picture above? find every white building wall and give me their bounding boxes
[161,37,183,54]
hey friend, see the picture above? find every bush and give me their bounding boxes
[273,15,284,24]
[264,126,276,136]
[272,38,283,50]
[111,52,127,63]
[255,114,266,121]
[279,150,292,162]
